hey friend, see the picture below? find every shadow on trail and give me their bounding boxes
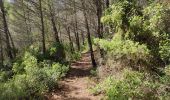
[66,52,93,78]
[46,52,101,100]
[67,67,92,78]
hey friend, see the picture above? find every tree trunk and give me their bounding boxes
[0,0,13,60]
[95,0,105,58]
[22,0,32,45]
[0,32,4,66]
[48,2,60,43]
[81,0,97,68]
[0,43,3,66]
[50,13,60,43]
[66,27,74,53]
[81,32,85,45]
[106,0,110,8]
[74,0,80,51]
[8,29,16,58]
[74,27,80,51]
[39,0,46,55]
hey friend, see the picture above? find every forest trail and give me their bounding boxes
[47,53,102,100]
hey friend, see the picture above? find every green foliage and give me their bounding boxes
[95,2,170,99]
[70,52,81,61]
[91,69,170,100]
[94,34,150,69]
[0,51,69,99]
[94,1,170,99]
[98,0,170,70]
[95,34,150,57]
[90,68,98,76]
[0,71,12,82]
[159,39,170,64]
[63,43,81,61]
[28,43,66,62]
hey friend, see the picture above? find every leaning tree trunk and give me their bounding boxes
[0,0,13,60]
[50,16,60,43]
[7,29,16,58]
[81,0,97,68]
[48,2,60,43]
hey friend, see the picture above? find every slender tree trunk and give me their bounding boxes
[7,29,16,58]
[81,0,97,68]
[81,32,85,45]
[0,43,3,66]
[74,0,80,51]
[74,27,80,51]
[0,32,4,66]
[26,1,33,44]
[39,0,46,55]
[95,0,105,58]
[76,32,80,51]
[66,27,74,53]
[106,0,110,8]
[22,0,32,45]
[50,13,60,43]
[48,2,60,43]
[0,0,13,59]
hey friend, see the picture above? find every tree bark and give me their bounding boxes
[81,0,97,68]
[66,27,74,53]
[74,0,80,51]
[94,0,105,58]
[0,0,13,59]
[0,43,3,66]
[39,0,46,55]
[48,2,60,43]
[81,32,85,45]
[106,0,110,8]
[74,26,80,51]
[0,32,4,66]
[22,0,32,45]
[7,29,16,58]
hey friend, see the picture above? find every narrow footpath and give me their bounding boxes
[48,53,102,100]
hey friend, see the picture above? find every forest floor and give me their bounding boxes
[47,53,102,100]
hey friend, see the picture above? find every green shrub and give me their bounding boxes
[98,0,170,71]
[159,39,170,64]
[90,69,98,76]
[71,52,81,61]
[0,50,69,99]
[0,71,12,82]
[63,43,82,61]
[92,69,170,100]
[94,34,151,70]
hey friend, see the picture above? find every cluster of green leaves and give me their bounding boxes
[91,69,170,100]
[97,0,170,69]
[95,34,150,58]
[28,42,66,63]
[94,34,151,69]
[0,51,69,99]
[94,1,170,99]
[63,43,81,61]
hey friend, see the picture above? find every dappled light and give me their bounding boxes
[0,0,170,99]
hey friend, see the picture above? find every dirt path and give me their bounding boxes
[47,53,102,100]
